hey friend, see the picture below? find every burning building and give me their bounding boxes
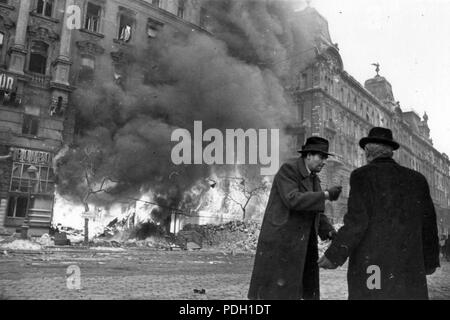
[1,0,448,238]
[0,0,208,236]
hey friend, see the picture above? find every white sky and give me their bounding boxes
[303,0,450,156]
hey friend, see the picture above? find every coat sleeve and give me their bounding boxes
[420,177,440,270]
[318,212,336,241]
[275,163,326,212]
[324,171,369,266]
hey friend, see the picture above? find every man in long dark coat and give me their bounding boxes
[248,137,343,300]
[319,127,440,300]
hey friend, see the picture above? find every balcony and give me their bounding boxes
[26,72,51,89]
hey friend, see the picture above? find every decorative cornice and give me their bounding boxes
[30,11,60,24]
[79,28,105,39]
[50,81,77,92]
[0,12,15,29]
[27,25,59,42]
[52,57,73,66]
[76,40,105,56]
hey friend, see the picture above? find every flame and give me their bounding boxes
[52,192,159,239]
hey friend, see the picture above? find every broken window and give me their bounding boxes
[118,14,133,42]
[152,0,161,7]
[9,162,55,195]
[29,41,48,75]
[85,2,101,33]
[147,18,163,38]
[78,55,95,82]
[7,196,28,218]
[177,0,185,18]
[36,0,54,18]
[50,96,64,116]
[22,114,39,136]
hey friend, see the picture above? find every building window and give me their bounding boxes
[50,96,65,116]
[29,41,49,75]
[7,196,28,218]
[85,2,101,33]
[22,115,39,136]
[200,7,207,28]
[118,14,133,42]
[10,162,55,194]
[78,55,95,82]
[147,18,163,38]
[151,0,161,7]
[36,0,54,18]
[177,0,185,18]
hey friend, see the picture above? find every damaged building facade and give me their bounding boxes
[0,0,206,236]
[290,7,450,235]
[0,1,448,237]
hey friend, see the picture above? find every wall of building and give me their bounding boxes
[0,0,204,235]
[293,7,450,233]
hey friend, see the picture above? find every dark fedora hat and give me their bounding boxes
[359,127,400,150]
[298,136,334,156]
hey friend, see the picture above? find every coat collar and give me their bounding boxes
[297,157,310,178]
[297,158,314,191]
[370,157,397,164]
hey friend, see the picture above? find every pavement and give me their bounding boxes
[0,248,449,300]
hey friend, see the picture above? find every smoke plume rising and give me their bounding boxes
[57,0,311,222]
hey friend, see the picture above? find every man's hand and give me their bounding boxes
[318,255,338,269]
[326,186,342,201]
[327,230,337,241]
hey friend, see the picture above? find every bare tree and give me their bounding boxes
[78,145,115,246]
[223,177,269,221]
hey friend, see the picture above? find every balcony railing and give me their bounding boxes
[27,72,51,88]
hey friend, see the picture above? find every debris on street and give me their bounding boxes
[0,240,42,251]
[37,234,54,247]
[182,220,261,253]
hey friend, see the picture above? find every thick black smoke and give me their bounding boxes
[57,0,310,221]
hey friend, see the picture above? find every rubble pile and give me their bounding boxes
[182,220,261,252]
[97,220,175,250]
[0,240,42,251]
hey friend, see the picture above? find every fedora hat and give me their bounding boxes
[298,136,334,156]
[359,127,400,150]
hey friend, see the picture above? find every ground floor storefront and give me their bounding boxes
[0,146,55,236]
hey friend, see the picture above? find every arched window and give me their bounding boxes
[29,41,49,74]
[36,0,54,18]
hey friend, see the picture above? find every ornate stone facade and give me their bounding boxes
[292,7,450,235]
[0,0,205,236]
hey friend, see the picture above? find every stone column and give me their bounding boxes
[8,0,32,75]
[53,0,74,86]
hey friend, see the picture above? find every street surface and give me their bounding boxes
[0,248,448,300]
